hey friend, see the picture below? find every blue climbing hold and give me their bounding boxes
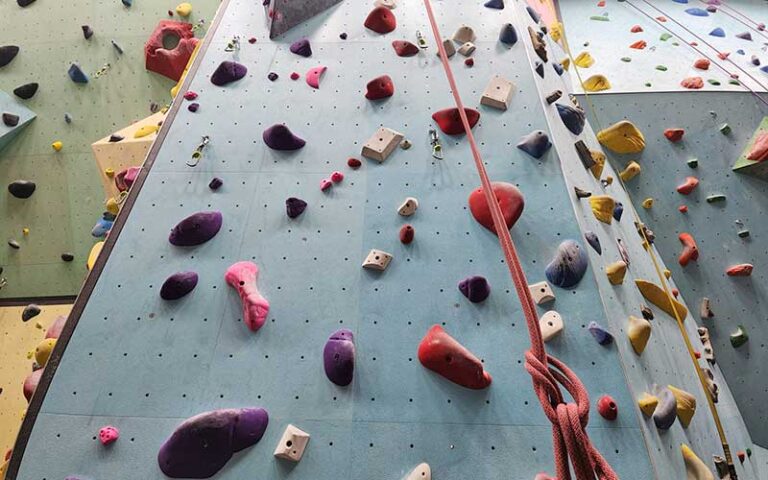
[685,8,709,16]
[553,62,564,76]
[761,65,768,74]
[91,216,114,237]
[672,0,688,3]
[556,104,586,135]
[68,63,89,84]
[736,49,745,55]
[613,202,624,222]
[545,240,588,289]
[516,130,552,159]
[584,231,601,255]
[499,23,517,45]
[484,0,504,9]
[709,27,725,37]
[588,321,614,345]
[526,5,541,23]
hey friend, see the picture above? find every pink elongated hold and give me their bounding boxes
[225,261,270,332]
[305,66,327,89]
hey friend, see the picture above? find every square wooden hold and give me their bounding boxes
[361,127,404,163]
[480,75,515,110]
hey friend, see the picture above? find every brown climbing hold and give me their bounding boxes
[700,298,714,319]
[399,224,414,244]
[664,128,685,142]
[528,26,547,62]
[676,176,699,194]
[693,58,710,70]
[431,107,480,135]
[365,6,396,34]
[629,40,647,49]
[726,264,753,277]
[681,77,704,89]
[365,75,394,100]
[392,40,419,57]
[678,233,699,267]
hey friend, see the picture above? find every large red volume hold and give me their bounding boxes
[468,182,524,235]
[364,6,397,34]
[365,75,395,100]
[418,325,492,389]
[144,20,199,81]
[432,107,480,135]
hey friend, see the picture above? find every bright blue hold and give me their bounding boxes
[685,7,709,16]
[761,66,768,74]
[545,239,588,289]
[484,0,504,9]
[556,104,586,135]
[709,27,725,37]
[516,130,552,159]
[68,63,89,84]
[91,217,114,237]
[613,202,624,222]
[499,23,518,45]
[553,62,564,76]
[584,231,601,255]
[588,321,614,345]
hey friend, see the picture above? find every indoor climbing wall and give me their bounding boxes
[558,0,768,94]
[0,0,219,299]
[5,1,667,479]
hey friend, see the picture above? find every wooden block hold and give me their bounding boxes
[438,39,455,58]
[362,249,393,271]
[539,310,563,342]
[274,424,310,462]
[528,280,555,305]
[458,42,476,57]
[361,127,404,162]
[480,75,515,111]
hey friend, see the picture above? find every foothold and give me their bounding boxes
[225,261,270,332]
[582,75,611,92]
[584,231,601,255]
[629,40,646,50]
[545,240,588,288]
[175,2,192,16]
[347,157,362,169]
[597,395,618,421]
[640,305,654,321]
[726,263,753,277]
[323,328,355,387]
[693,58,710,70]
[210,61,247,86]
[700,298,714,320]
[108,134,124,143]
[364,6,397,34]
[628,315,651,355]
[737,451,746,463]
[458,275,491,303]
[158,408,269,479]
[431,107,480,135]
[61,252,75,262]
[263,124,306,150]
[169,211,223,246]
[588,321,613,345]
[589,195,615,224]
[664,128,685,142]
[574,140,595,169]
[605,261,628,285]
[397,197,419,216]
[399,224,415,244]
[208,177,223,190]
[365,75,395,100]
[374,0,396,8]
[730,325,748,348]
[709,27,726,37]
[613,202,624,222]
[638,393,659,417]
[597,121,646,153]
[681,444,715,480]
[719,123,731,135]
[362,249,393,271]
[480,75,514,110]
[2,112,20,127]
[290,72,300,80]
[160,271,199,300]
[418,324,492,389]
[468,182,524,235]
[706,194,726,203]
[13,83,39,100]
[635,279,688,319]
[752,55,761,66]
[457,42,476,57]
[320,178,333,191]
[289,38,312,57]
[678,233,699,267]
[668,385,696,427]
[574,187,591,199]
[685,7,709,16]
[267,72,279,82]
[22,304,41,322]
[403,463,431,480]
[641,198,654,209]
[361,127,404,162]
[188,102,200,112]
[99,426,120,445]
[676,176,699,195]
[274,424,311,463]
[0,45,20,68]
[34,338,56,367]
[652,386,677,429]
[527,26,547,62]
[535,61,544,78]
[556,104,586,135]
[545,90,562,104]
[735,31,752,41]
[484,0,503,9]
[68,63,89,83]
[392,40,419,57]
[681,77,704,89]
[285,197,308,218]
[499,23,518,46]
[438,38,456,58]
[452,24,476,44]
[619,161,641,181]
[8,180,36,199]
[539,310,564,342]
[305,66,327,89]
[516,130,551,159]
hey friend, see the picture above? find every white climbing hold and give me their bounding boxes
[397,197,419,216]
[458,42,476,57]
[362,249,393,271]
[528,281,555,305]
[438,39,456,58]
[539,310,564,342]
[403,463,431,480]
[274,424,310,462]
[452,24,476,44]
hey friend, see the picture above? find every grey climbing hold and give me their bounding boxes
[22,304,41,321]
[574,187,591,198]
[719,123,731,135]
[556,104,586,135]
[68,63,89,84]
[8,180,36,199]
[574,140,596,169]
[516,130,551,159]
[545,240,588,288]
[0,45,20,68]
[653,386,677,430]
[111,39,124,55]
[8,239,20,249]
[584,231,601,255]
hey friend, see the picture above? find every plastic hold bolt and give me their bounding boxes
[99,426,120,445]
[417,324,492,389]
[597,395,618,420]
[403,463,431,480]
[398,197,419,216]
[323,329,355,386]
[480,75,514,110]
[274,424,310,462]
[362,249,393,271]
[361,127,404,162]
[168,211,223,246]
[528,281,555,305]
[224,261,270,332]
[539,311,564,342]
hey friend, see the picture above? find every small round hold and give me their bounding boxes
[400,139,412,149]
[188,103,200,112]
[61,252,75,262]
[399,224,414,244]
[183,91,198,100]
[597,395,618,421]
[208,177,223,190]
[52,141,63,152]
[267,72,279,81]
[347,158,362,169]
[290,72,300,80]
[340,32,348,40]
[465,58,474,67]
[168,9,174,15]
[320,178,333,191]
[330,171,344,183]
[98,425,120,445]
[248,37,257,44]
[679,205,688,213]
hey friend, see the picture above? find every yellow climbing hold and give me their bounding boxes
[52,141,63,152]
[560,57,570,71]
[681,444,715,480]
[35,338,57,367]
[582,74,611,92]
[606,261,628,285]
[87,241,105,271]
[664,269,671,279]
[549,22,563,42]
[22,227,30,235]
[635,279,688,319]
[105,168,115,177]
[589,195,615,224]
[619,161,641,181]
[642,198,654,209]
[134,124,159,138]
[106,197,119,215]
[638,393,659,417]
[589,149,605,179]
[668,385,696,428]
[597,120,646,154]
[574,51,594,68]
[628,315,651,355]
[176,2,193,17]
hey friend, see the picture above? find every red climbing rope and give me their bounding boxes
[422,1,618,478]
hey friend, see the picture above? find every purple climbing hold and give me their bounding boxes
[210,60,247,86]
[323,329,355,386]
[3,113,19,127]
[168,211,223,246]
[588,321,613,345]
[289,38,312,57]
[545,240,588,288]
[735,32,752,41]
[458,275,491,303]
[516,130,552,159]
[267,72,279,81]
[188,102,199,112]
[208,177,223,190]
[158,408,269,479]
[160,271,199,300]
[613,202,624,222]
[653,387,677,430]
[584,231,602,255]
[263,124,306,150]
[556,103,586,135]
[285,197,307,218]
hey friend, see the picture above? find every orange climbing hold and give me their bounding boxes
[726,264,753,277]
[678,233,699,267]
[365,6,397,34]
[679,205,688,213]
[432,107,480,135]
[681,77,704,89]
[664,128,685,142]
[693,58,710,70]
[629,40,647,50]
[676,176,699,194]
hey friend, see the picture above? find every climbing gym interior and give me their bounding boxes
[1,0,767,478]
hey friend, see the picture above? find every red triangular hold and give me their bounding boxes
[431,107,480,135]
[364,75,394,100]
[365,6,397,34]
[468,182,525,235]
[392,40,419,57]
[418,325,492,389]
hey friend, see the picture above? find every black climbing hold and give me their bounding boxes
[64,113,73,124]
[122,0,132,7]
[484,0,504,9]
[286,197,307,218]
[61,252,75,262]
[535,61,544,78]
[2,113,20,127]
[641,305,654,321]
[0,46,20,68]
[545,90,562,104]
[82,25,94,39]
[14,83,39,100]
[188,103,199,112]
[499,23,517,46]
[552,62,564,76]
[267,72,278,81]
[22,304,41,322]
[18,0,37,6]
[208,177,223,190]
[8,180,36,199]
[103,212,117,221]
[8,239,20,249]
[584,231,601,254]
[109,134,124,143]
[339,32,348,40]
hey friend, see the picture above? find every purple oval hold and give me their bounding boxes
[263,124,306,151]
[169,211,223,246]
[210,60,247,86]
[323,329,355,386]
[160,271,199,300]
[458,275,491,303]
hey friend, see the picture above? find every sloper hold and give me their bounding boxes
[574,51,594,68]
[158,408,269,478]
[588,321,613,345]
[589,195,615,224]
[709,27,725,37]
[653,386,677,429]
[392,40,419,57]
[628,315,651,355]
[545,240,588,288]
[484,0,503,9]
[169,211,223,246]
[668,385,696,427]
[499,23,518,45]
[516,130,551,158]
[269,0,343,39]
[468,182,524,235]
[431,107,480,135]
[583,75,611,92]
[458,275,491,303]
[225,261,270,332]
[14,83,39,100]
[210,61,247,86]
[8,180,36,199]
[584,231,601,254]
[605,261,627,285]
[160,271,198,300]
[285,197,307,218]
[638,393,658,417]
[365,6,396,34]
[403,463,431,480]
[681,444,715,480]
[556,103,586,135]
[418,325,492,389]
[0,46,20,68]
[597,120,646,153]
[635,279,688,319]
[68,63,89,84]
[263,124,306,150]
[289,38,312,57]
[22,304,41,321]
[324,329,355,386]
[365,75,394,100]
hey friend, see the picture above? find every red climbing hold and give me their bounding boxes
[678,233,699,267]
[464,58,474,67]
[391,40,419,57]
[737,451,746,463]
[630,25,643,33]
[747,133,768,161]
[681,77,704,89]
[431,107,480,135]
[656,16,667,22]
[597,395,618,421]
[468,182,524,235]
[347,157,362,169]
[726,264,753,277]
[365,75,395,100]
[718,52,730,60]
[144,21,199,81]
[330,171,344,183]
[365,6,396,34]
[418,325,492,389]
[679,205,688,213]
[629,40,647,50]
[290,72,300,80]
[664,128,685,142]
[672,288,679,298]
[399,224,414,244]
[676,176,699,194]
[693,58,710,70]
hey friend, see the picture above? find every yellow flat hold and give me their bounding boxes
[87,241,105,271]
[628,315,651,354]
[589,195,615,224]
[619,161,641,181]
[52,140,63,151]
[635,279,688,320]
[574,51,594,68]
[35,338,57,367]
[589,149,605,179]
[681,444,715,480]
[176,2,193,16]
[106,197,119,215]
[638,393,659,416]
[583,74,611,92]
[642,197,654,209]
[597,120,646,154]
[549,22,563,42]
[560,57,570,71]
[668,385,696,428]
[606,260,628,285]
[134,124,159,138]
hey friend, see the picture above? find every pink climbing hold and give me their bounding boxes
[630,25,643,33]
[391,40,419,57]
[676,176,699,194]
[23,369,42,402]
[183,91,198,100]
[597,395,618,421]
[534,474,555,480]
[718,52,730,60]
[224,261,270,332]
[98,426,120,445]
[364,6,397,34]
[290,72,300,80]
[305,66,327,89]
[681,77,704,89]
[693,58,710,70]
[746,132,768,162]
[330,171,344,183]
[678,233,699,267]
[726,264,753,277]
[664,128,685,142]
[320,178,333,191]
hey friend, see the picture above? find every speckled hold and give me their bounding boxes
[99,426,120,445]
[160,271,199,300]
[210,61,247,86]
[458,275,490,303]
[545,240,588,288]
[263,124,306,150]
[285,197,307,218]
[168,211,223,246]
[323,329,355,386]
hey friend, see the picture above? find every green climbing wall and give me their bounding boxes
[0,0,221,300]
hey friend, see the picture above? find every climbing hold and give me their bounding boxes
[589,149,605,178]
[641,198,654,209]
[169,211,222,247]
[210,61,247,86]
[676,176,699,194]
[35,338,56,367]
[23,369,42,401]
[678,233,699,266]
[589,195,615,224]
[274,424,310,462]
[737,451,746,463]
[735,32,752,41]
[418,324,491,389]
[635,279,688,319]
[51,141,63,152]
[263,124,306,150]
[693,58,710,70]
[22,304,41,322]
[458,275,491,303]
[91,216,113,237]
[158,408,269,478]
[225,261,270,332]
[362,249,393,271]
[653,386,677,429]
[61,253,74,262]
[431,107,480,135]
[68,63,89,84]
[392,40,419,57]
[545,240,588,288]
[628,315,651,355]
[605,261,628,285]
[160,271,198,300]
[364,6,396,34]
[574,187,591,199]
[638,393,658,417]
[664,128,685,142]
[726,263,753,276]
[289,38,312,57]
[539,310,564,342]
[134,124,159,138]
[582,75,611,92]
[452,24,476,44]
[681,77,704,89]
[597,395,618,421]
[267,72,279,82]
[597,121,646,154]
[752,55,761,66]
[535,61,545,78]
[528,27,547,62]
[399,224,415,244]
[613,202,624,222]
[730,325,748,347]
[457,42,476,57]
[8,180,36,199]
[365,75,394,100]
[556,103,586,135]
[629,40,646,50]
[641,305,654,321]
[574,51,594,68]
[0,46,20,68]
[98,426,120,446]
[304,65,327,89]
[82,25,94,39]
[584,231,601,255]
[516,130,551,159]
[14,83,39,100]
[188,103,200,112]
[2,113,19,127]
[685,7,709,16]
[545,90,562,104]
[709,27,725,37]
[480,75,514,110]
[668,385,696,428]
[681,444,715,480]
[706,194,726,203]
[719,123,731,135]
[630,25,643,33]
[573,140,595,169]
[323,329,355,386]
[403,464,431,480]
[499,23,518,46]
[588,321,613,345]
[621,57,631,62]
[112,39,124,54]
[286,197,308,218]
[528,281,555,305]
[468,182,524,235]
[619,161,641,181]
[320,177,332,192]
[438,39,456,58]
[655,65,668,72]
[362,127,404,162]
[700,298,714,320]
[484,0,503,9]
[374,0,396,8]
[208,177,223,191]
[397,197,419,216]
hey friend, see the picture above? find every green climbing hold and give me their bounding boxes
[590,15,610,21]
[655,65,668,71]
[730,325,748,348]
[687,158,698,168]
[671,42,680,46]
[708,79,721,86]
[660,33,672,41]
[706,194,726,203]
[621,57,631,62]
[645,82,652,87]
[719,123,731,135]
[728,79,740,85]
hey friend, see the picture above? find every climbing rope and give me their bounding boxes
[703,0,768,41]
[422,1,618,478]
